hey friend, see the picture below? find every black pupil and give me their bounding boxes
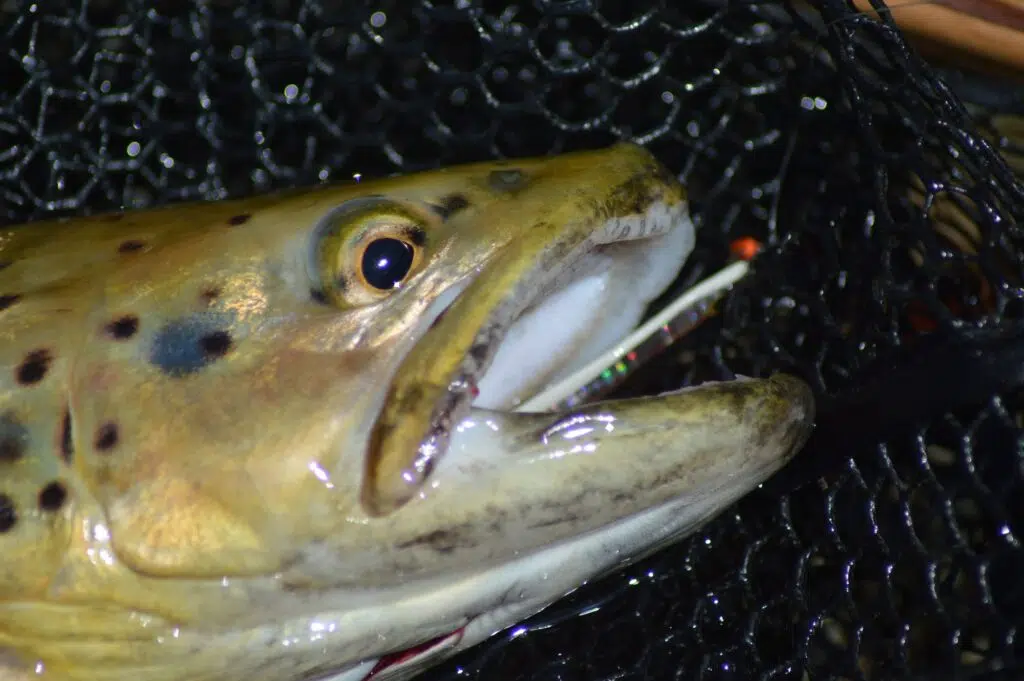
[361,238,415,290]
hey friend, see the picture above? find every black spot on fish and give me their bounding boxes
[310,288,329,305]
[95,422,119,452]
[0,261,11,271]
[0,294,21,311]
[16,349,52,385]
[60,408,73,463]
[118,239,146,254]
[0,494,16,532]
[199,287,221,305]
[487,169,527,192]
[105,315,139,340]
[199,331,232,359]
[150,313,236,377]
[0,412,28,463]
[610,491,633,504]
[227,213,251,226]
[404,226,427,247]
[430,194,470,221]
[38,481,67,512]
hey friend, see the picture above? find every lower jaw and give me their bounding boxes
[341,472,763,681]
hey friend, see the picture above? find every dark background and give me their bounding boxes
[2,1,1024,680]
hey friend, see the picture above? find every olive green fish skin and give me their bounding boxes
[0,142,814,681]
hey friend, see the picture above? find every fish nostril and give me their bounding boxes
[487,168,527,192]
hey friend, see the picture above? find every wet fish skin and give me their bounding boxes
[0,143,814,681]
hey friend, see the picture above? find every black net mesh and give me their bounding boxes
[3,1,1024,680]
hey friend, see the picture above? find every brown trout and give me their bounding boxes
[0,143,814,681]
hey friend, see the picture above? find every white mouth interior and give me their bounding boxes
[470,207,696,411]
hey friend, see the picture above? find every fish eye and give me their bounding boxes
[359,237,416,291]
[311,196,431,307]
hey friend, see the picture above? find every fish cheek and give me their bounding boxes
[63,310,281,576]
[103,474,275,577]
[70,322,372,579]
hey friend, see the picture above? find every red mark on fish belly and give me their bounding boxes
[365,627,466,680]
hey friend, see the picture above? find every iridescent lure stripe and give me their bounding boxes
[517,258,753,414]
[556,293,721,411]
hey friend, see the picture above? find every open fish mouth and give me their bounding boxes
[363,185,701,516]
